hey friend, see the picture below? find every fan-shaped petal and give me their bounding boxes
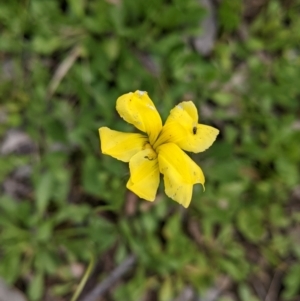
[157,143,205,208]
[127,148,160,201]
[99,127,148,162]
[116,91,162,145]
[154,101,219,153]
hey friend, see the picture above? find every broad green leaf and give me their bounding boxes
[35,173,54,215]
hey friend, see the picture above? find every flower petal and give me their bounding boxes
[178,101,199,121]
[157,143,205,208]
[99,127,148,162]
[127,148,160,201]
[154,101,219,153]
[116,91,163,145]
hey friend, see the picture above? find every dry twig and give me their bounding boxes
[46,45,82,99]
[80,254,137,301]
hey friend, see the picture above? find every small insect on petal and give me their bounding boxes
[193,126,197,135]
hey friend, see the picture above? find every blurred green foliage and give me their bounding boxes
[0,0,300,300]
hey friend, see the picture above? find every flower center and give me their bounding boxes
[152,126,174,150]
[143,142,157,160]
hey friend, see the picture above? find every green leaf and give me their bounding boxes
[238,284,260,301]
[283,265,300,299]
[28,272,44,301]
[35,173,54,215]
[36,220,53,243]
[237,208,265,242]
[34,250,57,274]
[218,0,242,32]
[0,251,21,284]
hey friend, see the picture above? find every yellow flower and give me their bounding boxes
[99,91,219,208]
